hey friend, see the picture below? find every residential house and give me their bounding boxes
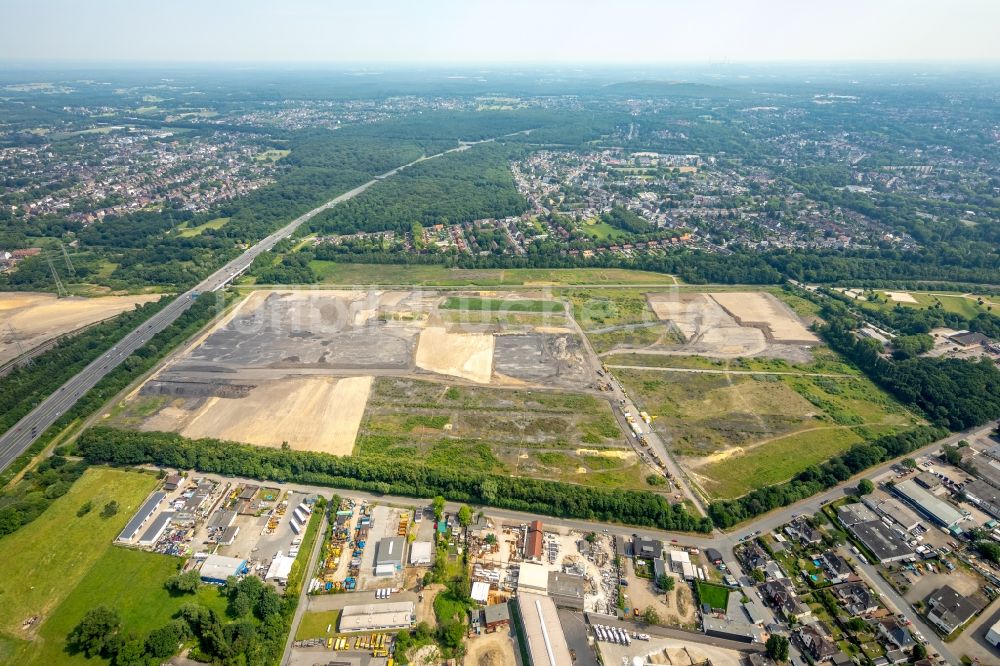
[925,584,981,635]
[798,624,838,662]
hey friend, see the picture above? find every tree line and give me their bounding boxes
[77,427,713,534]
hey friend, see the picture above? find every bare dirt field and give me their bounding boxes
[464,628,517,666]
[884,291,918,304]
[415,326,495,383]
[708,291,818,343]
[143,376,372,453]
[646,293,767,356]
[0,292,161,364]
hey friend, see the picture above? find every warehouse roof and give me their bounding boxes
[409,540,433,565]
[894,479,965,527]
[200,554,247,583]
[339,601,414,632]
[849,520,913,564]
[138,511,174,545]
[117,491,166,542]
[518,562,549,593]
[376,537,405,566]
[516,593,572,666]
[265,554,296,583]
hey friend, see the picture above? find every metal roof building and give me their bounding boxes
[339,601,414,632]
[375,537,405,576]
[517,562,549,595]
[515,592,572,666]
[547,571,585,610]
[200,554,248,584]
[265,553,296,584]
[893,478,966,528]
[138,511,175,546]
[117,491,166,542]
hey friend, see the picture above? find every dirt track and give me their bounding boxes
[0,292,161,364]
[463,629,517,666]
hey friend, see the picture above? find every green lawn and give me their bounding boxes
[695,581,730,610]
[0,467,157,639]
[21,548,228,665]
[581,219,628,241]
[178,216,230,237]
[439,296,564,313]
[307,262,677,286]
[295,610,341,641]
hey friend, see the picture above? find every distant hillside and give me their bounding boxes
[602,80,747,99]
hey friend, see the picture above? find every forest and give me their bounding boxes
[307,143,527,235]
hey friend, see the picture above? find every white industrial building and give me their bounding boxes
[265,552,296,584]
[409,540,433,566]
[517,562,549,595]
[200,554,248,584]
[339,601,415,632]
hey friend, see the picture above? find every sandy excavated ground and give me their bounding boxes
[463,629,517,666]
[172,375,372,454]
[884,291,918,303]
[709,291,818,343]
[647,293,767,356]
[415,326,495,384]
[0,292,161,364]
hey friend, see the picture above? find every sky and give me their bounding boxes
[1,0,998,64]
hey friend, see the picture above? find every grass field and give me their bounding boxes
[256,149,291,162]
[295,610,341,641]
[587,323,682,354]
[0,467,157,640]
[439,296,564,313]
[607,347,861,376]
[356,378,654,491]
[695,581,730,610]
[20,548,228,665]
[308,262,678,286]
[615,357,921,498]
[178,216,230,237]
[581,219,628,241]
[566,288,660,330]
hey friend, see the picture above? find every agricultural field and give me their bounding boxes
[356,377,653,490]
[308,262,678,286]
[0,292,162,365]
[615,360,922,498]
[0,468,164,663]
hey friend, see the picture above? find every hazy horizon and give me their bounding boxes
[2,0,999,64]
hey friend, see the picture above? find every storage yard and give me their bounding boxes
[115,473,318,588]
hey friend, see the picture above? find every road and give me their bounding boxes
[844,546,956,664]
[559,297,707,515]
[280,510,329,665]
[0,143,475,473]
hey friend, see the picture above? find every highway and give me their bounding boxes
[0,145,472,473]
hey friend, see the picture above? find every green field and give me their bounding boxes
[581,218,628,241]
[606,347,861,376]
[615,358,921,498]
[295,611,342,641]
[307,262,678,286]
[356,378,654,491]
[257,149,291,162]
[178,216,230,237]
[695,581,730,610]
[567,288,661,330]
[20,548,228,665]
[439,296,564,313]
[0,467,157,640]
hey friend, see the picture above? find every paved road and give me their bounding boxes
[0,144,474,473]
[844,545,956,664]
[280,510,329,665]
